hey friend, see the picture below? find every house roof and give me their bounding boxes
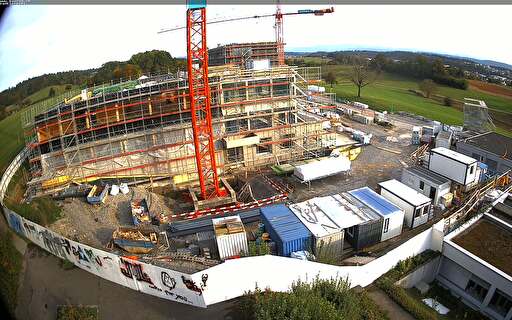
[404,166,451,186]
[463,132,512,161]
[378,179,432,207]
[431,147,477,165]
[349,187,403,217]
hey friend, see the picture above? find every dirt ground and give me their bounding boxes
[15,245,236,320]
[287,115,420,202]
[469,79,512,99]
[49,186,171,249]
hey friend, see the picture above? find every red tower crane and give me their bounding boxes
[186,5,223,200]
[274,3,284,65]
[173,3,334,201]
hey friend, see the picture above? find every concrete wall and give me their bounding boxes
[457,142,512,175]
[2,147,446,308]
[395,255,441,289]
[437,208,512,320]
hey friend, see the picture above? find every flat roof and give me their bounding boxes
[463,132,512,161]
[452,218,512,277]
[404,166,451,186]
[379,179,431,207]
[437,131,452,140]
[289,194,377,237]
[431,147,477,165]
[349,187,403,217]
[212,215,245,236]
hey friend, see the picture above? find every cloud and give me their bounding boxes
[0,5,510,91]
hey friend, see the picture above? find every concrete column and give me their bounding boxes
[505,305,512,320]
[482,285,496,310]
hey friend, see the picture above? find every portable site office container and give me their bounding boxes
[212,215,249,260]
[428,147,478,186]
[339,193,383,251]
[401,166,451,207]
[435,131,452,149]
[349,187,404,242]
[378,179,432,229]
[289,196,345,256]
[260,204,312,257]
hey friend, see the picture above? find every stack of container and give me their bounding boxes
[260,204,312,256]
[411,126,421,145]
[212,215,249,260]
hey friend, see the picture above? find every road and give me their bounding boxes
[15,245,237,320]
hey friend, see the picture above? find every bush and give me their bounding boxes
[0,231,23,317]
[236,277,389,320]
[56,305,98,320]
[443,97,454,107]
[375,250,441,320]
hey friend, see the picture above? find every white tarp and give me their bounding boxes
[289,194,368,237]
[294,156,351,182]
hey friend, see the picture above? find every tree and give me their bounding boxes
[418,79,437,98]
[48,87,56,98]
[350,63,377,98]
[324,71,337,88]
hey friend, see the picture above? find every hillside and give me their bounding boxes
[0,50,186,117]
[319,63,512,135]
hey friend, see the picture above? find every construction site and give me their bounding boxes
[6,3,512,302]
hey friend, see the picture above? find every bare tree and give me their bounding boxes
[324,71,337,88]
[350,63,377,98]
[419,79,438,98]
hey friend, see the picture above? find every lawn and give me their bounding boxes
[23,84,77,105]
[0,112,25,173]
[322,64,512,134]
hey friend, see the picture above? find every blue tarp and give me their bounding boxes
[260,204,312,257]
[349,187,402,217]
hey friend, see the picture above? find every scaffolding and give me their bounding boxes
[23,64,336,196]
[208,42,280,69]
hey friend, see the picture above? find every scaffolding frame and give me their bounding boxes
[24,65,332,195]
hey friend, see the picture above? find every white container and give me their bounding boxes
[294,156,351,183]
[353,101,369,109]
[110,184,120,196]
[212,215,248,260]
[435,131,452,149]
[401,166,451,206]
[428,147,478,186]
[119,183,129,194]
[289,196,347,256]
[378,179,432,229]
[251,59,270,70]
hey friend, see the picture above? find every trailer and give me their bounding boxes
[401,166,451,207]
[289,196,345,257]
[378,179,432,229]
[86,184,109,205]
[131,199,151,226]
[428,147,478,186]
[349,187,404,242]
[112,227,158,254]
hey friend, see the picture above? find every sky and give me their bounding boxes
[0,4,511,91]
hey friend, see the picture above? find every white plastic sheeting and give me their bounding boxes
[294,156,351,182]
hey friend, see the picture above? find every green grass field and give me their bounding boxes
[321,64,512,135]
[0,112,24,173]
[23,84,77,104]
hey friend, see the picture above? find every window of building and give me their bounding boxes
[469,165,475,175]
[227,147,244,163]
[465,276,490,302]
[257,137,272,154]
[489,289,512,317]
[383,218,390,233]
[422,205,429,216]
[419,181,425,190]
[280,133,294,149]
[414,208,422,218]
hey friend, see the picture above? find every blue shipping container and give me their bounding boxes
[260,204,312,256]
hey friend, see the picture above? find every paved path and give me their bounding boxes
[366,286,415,320]
[16,245,236,320]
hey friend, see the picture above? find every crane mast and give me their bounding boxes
[186,6,222,200]
[274,4,284,65]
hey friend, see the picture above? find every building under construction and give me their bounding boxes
[23,61,341,197]
[208,42,280,69]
